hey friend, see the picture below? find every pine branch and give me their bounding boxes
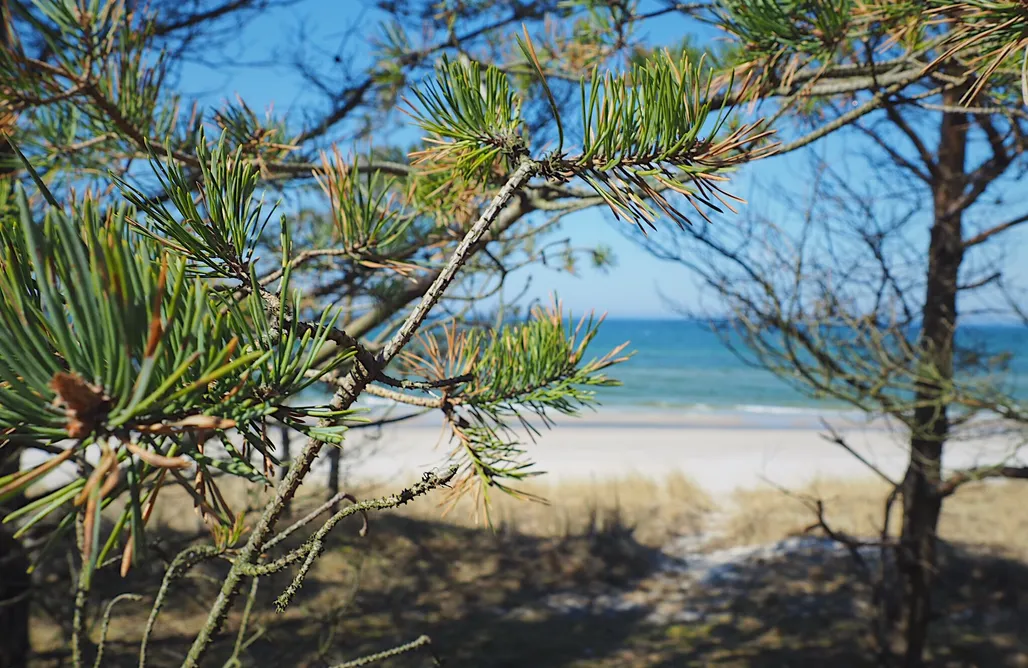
[182,161,538,666]
[376,373,473,390]
[377,160,537,362]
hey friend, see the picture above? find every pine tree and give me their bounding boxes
[2,1,1026,665]
[0,1,773,665]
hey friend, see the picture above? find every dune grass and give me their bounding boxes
[720,476,1028,558]
[24,470,1028,667]
[115,466,1028,555]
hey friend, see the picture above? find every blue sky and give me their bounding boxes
[173,0,1027,321]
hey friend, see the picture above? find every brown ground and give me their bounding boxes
[23,474,1028,667]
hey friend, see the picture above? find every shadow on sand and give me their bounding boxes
[24,502,1028,667]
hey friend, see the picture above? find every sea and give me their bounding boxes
[323,319,1028,423]
[564,319,1028,417]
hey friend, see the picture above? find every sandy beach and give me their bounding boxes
[311,409,1028,495]
[21,408,1027,497]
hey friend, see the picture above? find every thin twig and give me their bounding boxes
[274,466,458,612]
[93,594,143,668]
[331,634,438,668]
[800,498,889,578]
[224,578,261,668]
[72,512,89,668]
[258,248,354,286]
[819,420,899,487]
[71,580,89,668]
[140,545,223,668]
[360,382,446,408]
[345,409,432,429]
[263,491,360,552]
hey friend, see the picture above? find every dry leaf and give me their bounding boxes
[123,441,191,469]
[133,414,237,434]
[49,372,110,438]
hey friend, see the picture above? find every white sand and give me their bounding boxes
[314,410,1028,495]
[21,410,1028,496]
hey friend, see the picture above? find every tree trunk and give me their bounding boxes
[0,453,30,668]
[0,8,31,661]
[0,523,31,668]
[896,90,968,667]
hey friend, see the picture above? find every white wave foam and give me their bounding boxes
[730,404,822,416]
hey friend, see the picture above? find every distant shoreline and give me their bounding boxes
[358,403,1013,435]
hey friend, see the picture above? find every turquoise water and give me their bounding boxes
[306,319,1028,419]
[582,319,1028,416]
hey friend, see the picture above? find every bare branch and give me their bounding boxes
[263,491,360,553]
[917,102,1028,121]
[331,634,437,668]
[356,380,444,409]
[853,120,933,183]
[957,271,1001,291]
[962,211,1028,248]
[939,464,1028,497]
[258,249,355,287]
[776,81,908,156]
[293,79,375,145]
[949,114,1017,215]
[271,467,458,611]
[820,420,900,487]
[376,373,473,391]
[882,101,939,181]
[150,0,281,37]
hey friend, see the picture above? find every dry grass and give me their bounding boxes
[130,470,714,549]
[719,476,1028,558]
[132,454,1028,559]
[370,471,714,547]
[24,470,1028,667]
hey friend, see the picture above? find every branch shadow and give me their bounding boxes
[24,501,1028,667]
